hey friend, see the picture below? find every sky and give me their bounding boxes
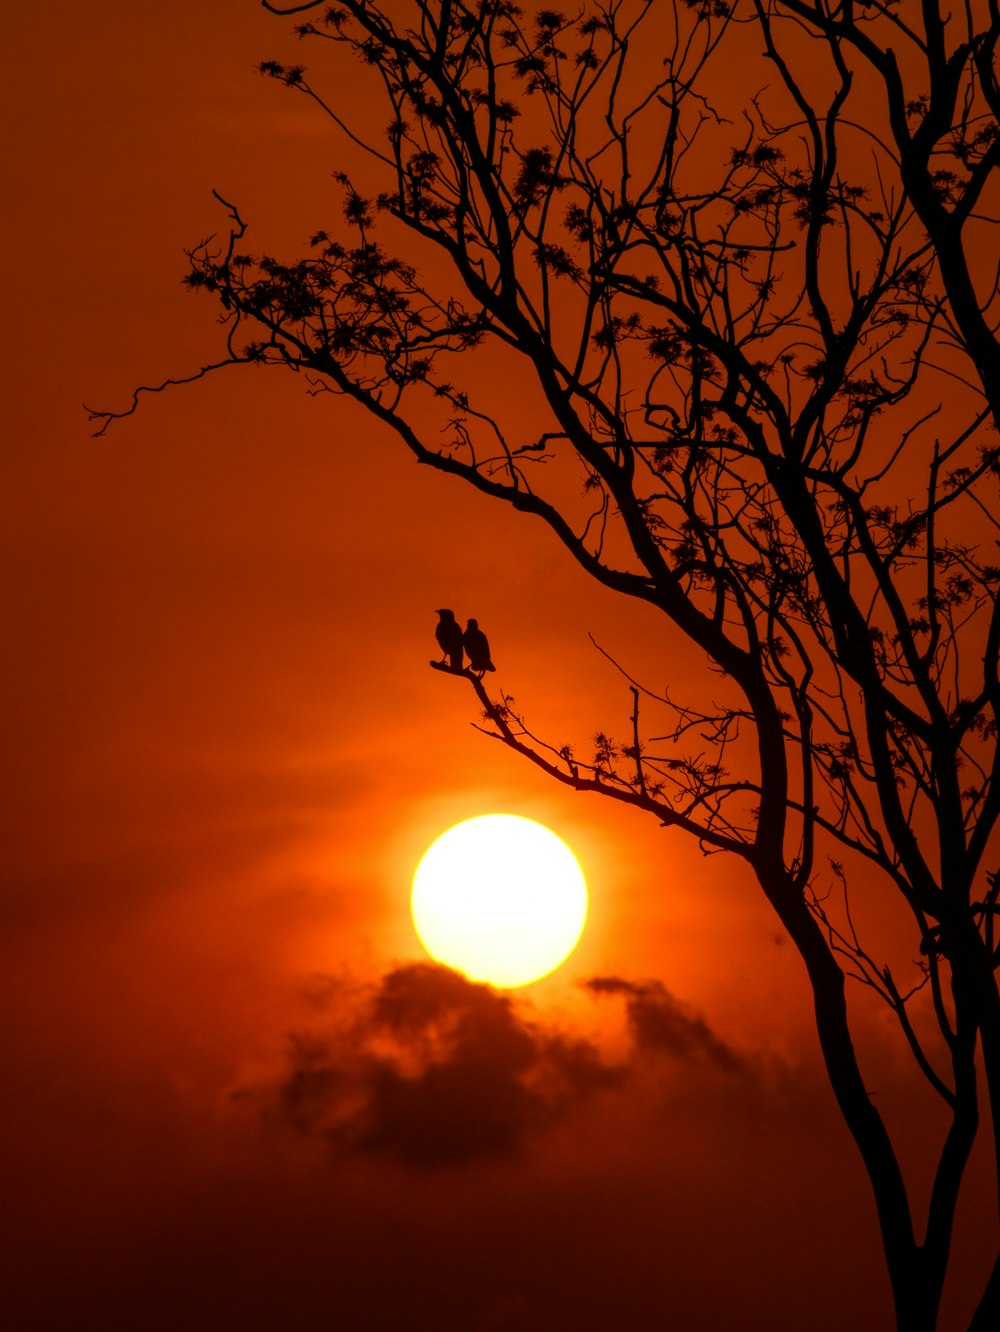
[2,3,995,1329]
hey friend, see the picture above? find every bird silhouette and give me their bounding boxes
[463,618,495,676]
[435,608,464,671]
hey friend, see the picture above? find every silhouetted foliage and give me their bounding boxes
[95,3,1000,1327]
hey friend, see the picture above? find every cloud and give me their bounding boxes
[584,975,747,1074]
[261,963,622,1169]
[248,964,752,1171]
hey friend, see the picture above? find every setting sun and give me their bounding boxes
[411,814,588,987]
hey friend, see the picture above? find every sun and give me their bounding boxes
[411,814,588,988]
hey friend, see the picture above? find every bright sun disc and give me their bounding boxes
[411,814,588,987]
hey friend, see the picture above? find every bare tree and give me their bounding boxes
[93,1,1000,1326]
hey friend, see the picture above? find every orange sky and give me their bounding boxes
[3,3,995,1328]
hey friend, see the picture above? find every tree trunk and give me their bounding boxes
[969,1252,1000,1329]
[764,874,948,1329]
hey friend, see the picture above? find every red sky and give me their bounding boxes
[3,3,995,1328]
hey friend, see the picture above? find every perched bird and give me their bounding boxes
[435,608,464,671]
[463,618,495,676]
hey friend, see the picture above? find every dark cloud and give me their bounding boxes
[585,975,747,1074]
[251,964,751,1171]
[260,963,622,1168]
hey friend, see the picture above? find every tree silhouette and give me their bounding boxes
[92,2,1000,1326]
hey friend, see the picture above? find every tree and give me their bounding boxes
[92,1,1000,1326]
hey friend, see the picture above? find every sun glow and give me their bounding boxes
[411,814,588,987]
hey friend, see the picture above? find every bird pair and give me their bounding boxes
[435,609,495,676]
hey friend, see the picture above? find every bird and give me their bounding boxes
[463,618,495,676]
[435,608,464,671]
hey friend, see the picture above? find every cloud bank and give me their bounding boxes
[251,962,749,1169]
